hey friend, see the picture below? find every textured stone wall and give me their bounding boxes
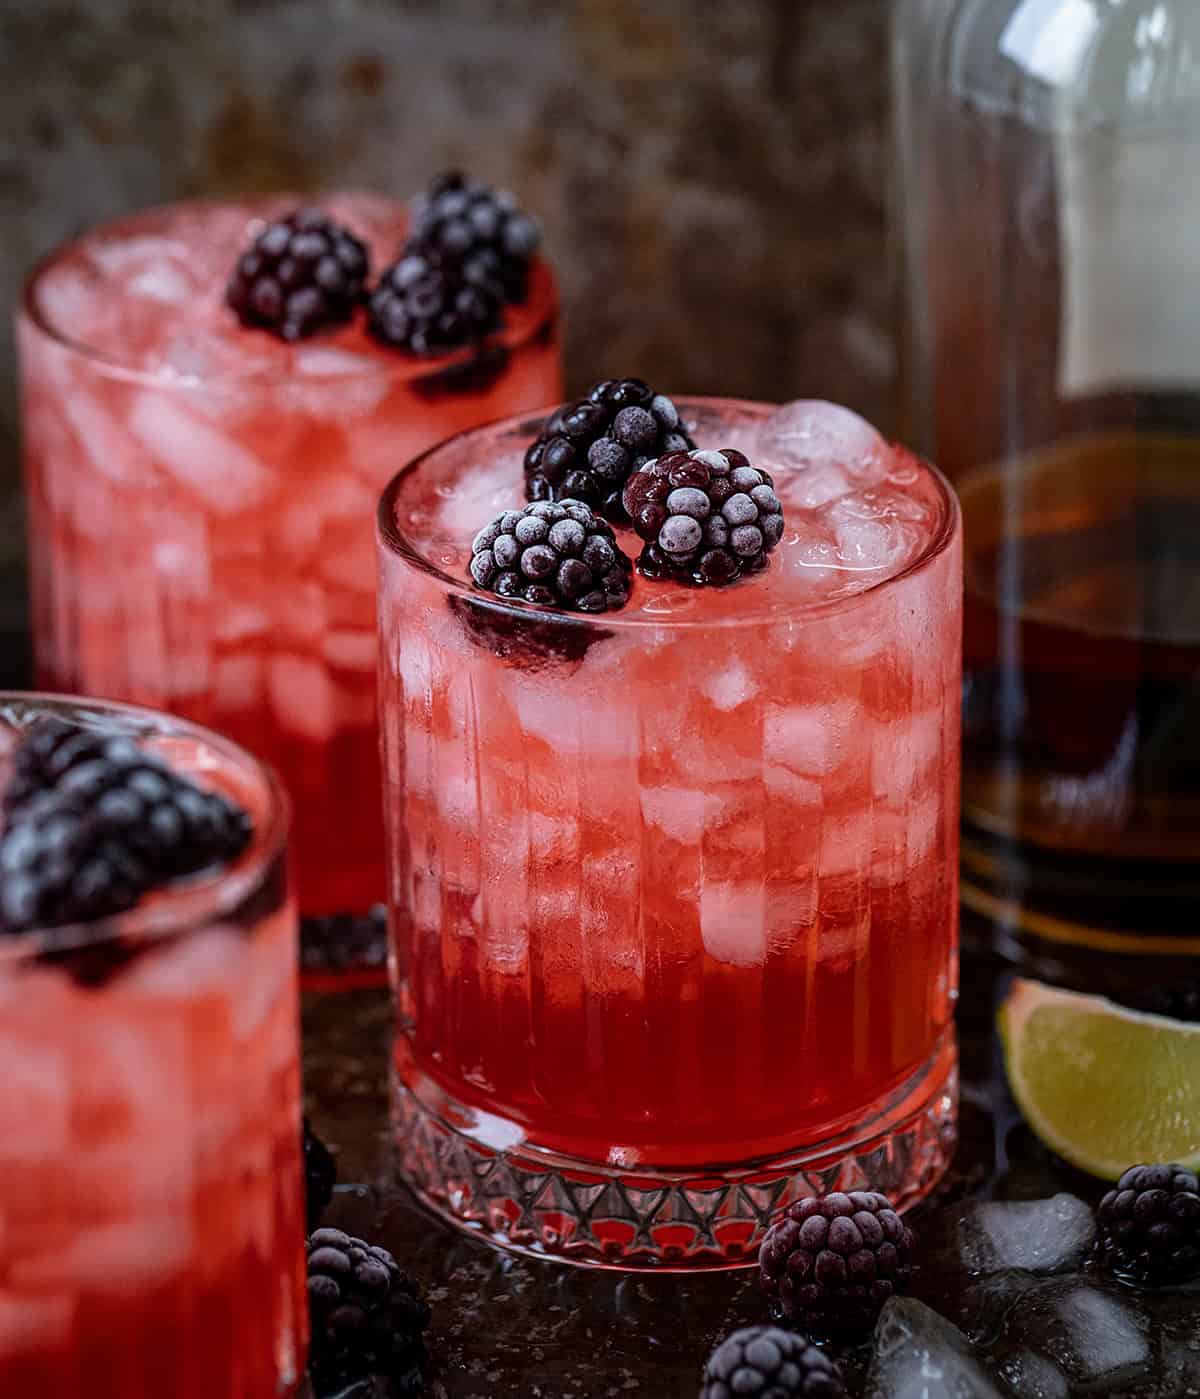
[0,0,893,660]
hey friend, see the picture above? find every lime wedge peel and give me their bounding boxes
[999,979,1200,1181]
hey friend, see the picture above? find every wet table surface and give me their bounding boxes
[300,914,1200,1399]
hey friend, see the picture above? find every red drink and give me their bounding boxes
[0,694,304,1395]
[378,399,962,1267]
[17,196,562,922]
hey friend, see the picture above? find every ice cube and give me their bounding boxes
[215,603,270,646]
[267,654,337,741]
[830,512,917,573]
[640,786,704,844]
[867,1298,1008,1398]
[434,455,522,540]
[0,1031,69,1167]
[56,382,146,486]
[786,462,853,511]
[322,629,377,672]
[128,391,276,513]
[698,659,758,711]
[700,883,766,967]
[129,260,192,304]
[121,924,243,1000]
[932,1195,1098,1278]
[764,701,861,777]
[994,1350,1069,1399]
[995,1280,1152,1388]
[1043,1284,1151,1384]
[284,349,392,417]
[0,1293,73,1354]
[758,400,889,481]
[14,1215,191,1291]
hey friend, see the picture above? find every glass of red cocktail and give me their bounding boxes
[377,396,962,1268]
[0,692,304,1393]
[17,193,562,937]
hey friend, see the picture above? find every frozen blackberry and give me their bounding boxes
[226,207,369,341]
[367,245,504,355]
[1098,1164,1200,1285]
[700,1327,846,1399]
[623,447,785,586]
[0,720,252,934]
[304,1118,337,1231]
[468,499,632,614]
[307,1228,430,1398]
[759,1191,916,1340]
[523,377,694,521]
[409,169,541,304]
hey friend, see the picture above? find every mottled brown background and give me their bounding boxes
[0,0,894,677]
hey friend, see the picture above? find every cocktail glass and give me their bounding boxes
[17,195,562,939]
[377,398,962,1268]
[0,692,305,1392]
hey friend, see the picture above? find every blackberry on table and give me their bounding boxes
[523,377,694,521]
[468,499,632,614]
[304,1118,337,1231]
[0,720,252,934]
[409,169,541,305]
[623,447,785,586]
[227,208,369,341]
[700,1326,846,1399]
[758,1191,916,1340]
[367,245,504,355]
[1098,1163,1200,1285]
[307,1228,430,1398]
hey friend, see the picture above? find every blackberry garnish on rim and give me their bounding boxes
[468,499,632,614]
[367,245,504,355]
[226,208,369,341]
[623,447,784,585]
[408,169,541,305]
[523,377,693,521]
[0,718,252,934]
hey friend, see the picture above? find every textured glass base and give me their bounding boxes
[392,1039,957,1270]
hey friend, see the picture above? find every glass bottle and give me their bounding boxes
[893,0,1200,960]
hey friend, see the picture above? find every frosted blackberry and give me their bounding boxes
[623,447,784,586]
[523,377,694,521]
[408,169,541,305]
[1098,1164,1200,1285]
[758,1191,916,1340]
[304,1117,337,1231]
[226,207,369,341]
[0,720,252,934]
[307,1228,430,1397]
[700,1326,846,1399]
[368,246,504,355]
[468,499,632,614]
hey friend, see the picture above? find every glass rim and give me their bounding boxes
[17,192,560,391]
[376,396,962,632]
[0,691,291,965]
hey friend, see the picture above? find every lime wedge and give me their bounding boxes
[999,979,1200,1180]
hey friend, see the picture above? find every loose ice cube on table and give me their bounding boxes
[991,1280,1152,1389]
[866,1298,1007,1399]
[757,400,889,481]
[926,1194,1098,1278]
